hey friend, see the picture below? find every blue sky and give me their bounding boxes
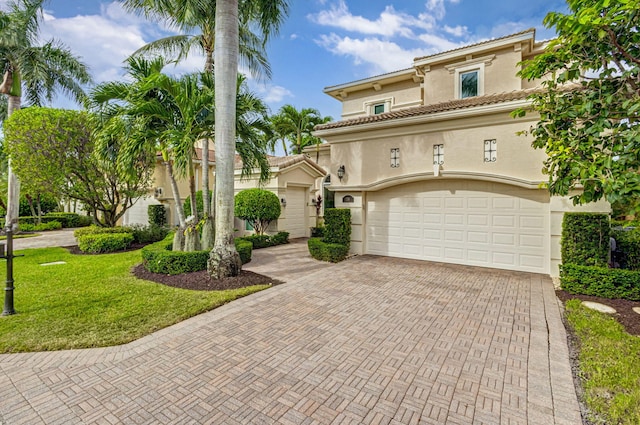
[1,0,567,122]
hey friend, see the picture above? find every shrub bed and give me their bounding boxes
[611,227,640,270]
[126,224,170,244]
[74,225,132,239]
[78,233,135,254]
[142,235,252,275]
[19,221,62,232]
[240,231,289,249]
[308,237,350,263]
[560,263,640,301]
[44,212,83,228]
[324,209,351,246]
[148,204,167,226]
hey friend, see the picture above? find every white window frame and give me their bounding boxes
[454,63,484,99]
[364,97,393,115]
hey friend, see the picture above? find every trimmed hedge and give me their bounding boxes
[308,237,350,263]
[560,263,640,301]
[324,208,351,246]
[20,221,62,232]
[74,225,131,239]
[240,231,289,249]
[148,204,167,226]
[126,224,170,244]
[611,227,640,270]
[78,233,134,254]
[310,226,325,238]
[561,212,609,267]
[142,234,252,275]
[44,212,82,228]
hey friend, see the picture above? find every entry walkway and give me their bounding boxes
[0,242,581,424]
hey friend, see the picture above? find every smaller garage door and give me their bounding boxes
[285,187,307,238]
[366,180,550,274]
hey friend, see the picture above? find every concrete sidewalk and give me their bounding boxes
[0,242,581,424]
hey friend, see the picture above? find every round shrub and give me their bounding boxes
[234,189,281,235]
[78,233,134,254]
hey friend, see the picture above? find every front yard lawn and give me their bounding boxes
[0,247,270,353]
[565,299,640,425]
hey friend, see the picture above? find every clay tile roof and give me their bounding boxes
[413,28,536,62]
[315,88,539,131]
[234,153,326,175]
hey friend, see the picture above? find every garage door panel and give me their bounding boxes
[366,180,549,274]
[285,187,306,238]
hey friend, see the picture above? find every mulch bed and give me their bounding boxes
[556,290,640,336]
[131,264,282,291]
[65,244,282,291]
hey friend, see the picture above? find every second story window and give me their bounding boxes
[460,70,479,98]
[373,103,385,114]
[433,144,444,165]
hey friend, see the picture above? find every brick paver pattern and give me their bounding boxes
[0,250,581,424]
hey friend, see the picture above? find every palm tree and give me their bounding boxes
[269,105,332,156]
[122,0,277,235]
[208,0,289,278]
[0,0,91,226]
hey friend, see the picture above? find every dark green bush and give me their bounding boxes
[148,205,167,226]
[44,212,80,227]
[74,225,132,239]
[77,215,93,227]
[20,221,62,232]
[561,212,609,267]
[560,264,640,301]
[269,231,289,246]
[235,238,253,265]
[611,227,640,270]
[78,233,134,254]
[310,226,324,238]
[183,190,212,218]
[142,234,252,275]
[239,231,289,249]
[324,208,351,246]
[234,189,281,235]
[307,237,350,263]
[126,224,170,244]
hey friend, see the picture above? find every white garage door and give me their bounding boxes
[285,186,307,238]
[366,180,549,273]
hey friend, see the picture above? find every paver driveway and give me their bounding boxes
[0,250,581,424]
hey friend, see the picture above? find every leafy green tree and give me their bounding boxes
[0,0,91,226]
[3,108,154,227]
[516,0,640,213]
[234,188,280,235]
[269,105,332,156]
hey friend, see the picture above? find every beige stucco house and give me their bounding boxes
[123,149,325,239]
[311,29,609,277]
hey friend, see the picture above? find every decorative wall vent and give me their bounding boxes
[342,195,354,203]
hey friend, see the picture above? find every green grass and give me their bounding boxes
[0,233,40,240]
[0,247,269,353]
[565,299,640,425]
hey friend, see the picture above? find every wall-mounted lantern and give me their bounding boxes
[337,165,346,181]
[280,197,287,208]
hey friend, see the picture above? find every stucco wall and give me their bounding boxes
[340,79,422,119]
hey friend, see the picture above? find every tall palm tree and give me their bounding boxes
[0,0,91,225]
[122,0,277,230]
[270,105,332,156]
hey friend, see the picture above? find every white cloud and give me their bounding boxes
[309,1,434,38]
[316,34,430,74]
[257,85,294,103]
[443,25,467,37]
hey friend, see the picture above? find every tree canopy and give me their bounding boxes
[516,0,640,213]
[3,107,154,227]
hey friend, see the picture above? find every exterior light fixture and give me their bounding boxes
[337,165,346,181]
[280,197,287,207]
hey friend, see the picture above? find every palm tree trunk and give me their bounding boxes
[201,138,210,216]
[165,159,187,251]
[5,94,21,230]
[208,0,242,279]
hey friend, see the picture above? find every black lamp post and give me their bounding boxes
[1,225,17,316]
